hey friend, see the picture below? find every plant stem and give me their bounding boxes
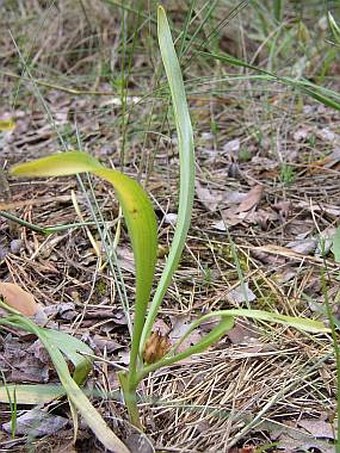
[0,210,106,235]
[118,371,142,429]
[320,269,340,452]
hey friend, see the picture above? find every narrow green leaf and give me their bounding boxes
[328,12,340,45]
[273,0,284,23]
[299,84,340,111]
[141,5,195,349]
[189,309,329,334]
[139,316,234,379]
[172,316,234,356]
[200,51,340,111]
[0,384,121,405]
[139,308,328,379]
[172,315,234,358]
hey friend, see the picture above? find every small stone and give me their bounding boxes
[10,239,23,254]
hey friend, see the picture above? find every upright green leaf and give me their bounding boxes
[141,5,195,349]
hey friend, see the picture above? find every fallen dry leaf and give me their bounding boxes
[237,184,264,213]
[223,138,240,155]
[316,127,339,142]
[251,155,278,170]
[117,419,155,453]
[219,206,241,227]
[163,212,178,224]
[297,200,340,218]
[251,245,289,267]
[311,147,340,170]
[286,237,317,255]
[227,320,260,344]
[169,314,204,353]
[1,408,68,437]
[216,185,266,228]
[0,282,39,317]
[272,201,291,222]
[298,418,335,439]
[0,195,74,211]
[293,125,313,141]
[196,180,247,215]
[1,337,50,383]
[254,244,338,267]
[195,180,224,212]
[116,245,135,273]
[273,428,334,453]
[225,283,256,306]
[239,207,278,228]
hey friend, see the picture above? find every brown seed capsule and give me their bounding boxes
[142,331,171,364]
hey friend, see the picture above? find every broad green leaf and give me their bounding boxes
[10,151,101,177]
[0,384,65,405]
[141,5,195,349]
[0,311,92,385]
[0,314,129,452]
[37,326,129,452]
[331,226,340,263]
[93,168,158,374]
[10,151,158,374]
[41,329,93,385]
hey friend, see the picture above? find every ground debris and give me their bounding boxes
[2,408,68,437]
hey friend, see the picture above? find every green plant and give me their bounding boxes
[279,162,296,185]
[331,226,340,263]
[273,0,284,24]
[328,12,340,47]
[0,6,330,449]
[0,298,129,452]
[0,371,17,438]
[239,147,252,162]
[198,51,340,111]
